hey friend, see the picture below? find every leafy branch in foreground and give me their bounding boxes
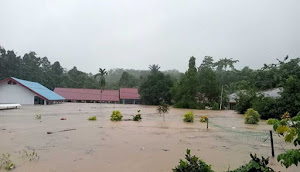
[173,150,274,172]
[272,112,300,168]
[173,149,213,172]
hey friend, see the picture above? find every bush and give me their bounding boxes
[200,116,208,122]
[228,154,274,172]
[211,102,219,110]
[183,111,194,122]
[35,114,41,120]
[173,149,214,172]
[0,153,15,171]
[110,110,122,121]
[245,108,260,124]
[88,116,97,121]
[266,118,279,125]
[133,110,142,121]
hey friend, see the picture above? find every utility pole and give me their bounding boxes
[219,85,224,110]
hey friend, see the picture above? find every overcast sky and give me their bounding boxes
[0,0,299,73]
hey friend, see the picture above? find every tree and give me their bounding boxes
[95,68,108,103]
[118,71,137,88]
[214,58,239,71]
[173,57,200,109]
[139,65,173,105]
[278,76,300,116]
[198,57,221,103]
[157,102,169,122]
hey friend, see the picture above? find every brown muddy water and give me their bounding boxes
[0,103,299,172]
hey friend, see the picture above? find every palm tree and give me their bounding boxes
[95,68,108,104]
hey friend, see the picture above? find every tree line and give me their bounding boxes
[1,45,300,119]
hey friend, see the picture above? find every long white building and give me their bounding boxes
[0,77,64,105]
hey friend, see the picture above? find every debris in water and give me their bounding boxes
[47,129,76,134]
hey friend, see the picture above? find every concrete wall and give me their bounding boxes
[0,82,36,104]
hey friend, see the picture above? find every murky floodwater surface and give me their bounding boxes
[0,103,299,172]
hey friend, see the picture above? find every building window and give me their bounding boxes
[8,81,17,85]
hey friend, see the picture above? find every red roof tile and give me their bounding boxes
[120,88,140,100]
[54,88,119,102]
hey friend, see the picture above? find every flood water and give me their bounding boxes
[0,103,299,172]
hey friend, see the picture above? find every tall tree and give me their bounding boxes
[139,65,173,105]
[118,71,138,88]
[173,57,200,109]
[95,68,108,103]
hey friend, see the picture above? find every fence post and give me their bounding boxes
[270,130,275,157]
[207,119,208,129]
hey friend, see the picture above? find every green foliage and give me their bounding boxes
[252,95,280,119]
[183,111,194,123]
[35,114,41,120]
[88,116,97,121]
[228,154,274,172]
[173,57,199,109]
[266,118,279,125]
[172,149,214,172]
[110,110,123,121]
[0,153,15,171]
[200,116,208,123]
[244,108,260,124]
[277,149,300,168]
[272,112,300,168]
[133,110,142,121]
[118,71,138,88]
[235,90,257,114]
[211,102,219,110]
[139,65,174,105]
[278,76,300,116]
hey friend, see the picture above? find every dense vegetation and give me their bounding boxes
[1,45,300,119]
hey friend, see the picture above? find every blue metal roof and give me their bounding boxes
[12,77,65,101]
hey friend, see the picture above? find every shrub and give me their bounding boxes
[183,111,194,122]
[245,108,260,124]
[200,116,208,123]
[133,110,142,121]
[211,102,219,110]
[228,154,274,172]
[88,116,97,121]
[35,114,41,120]
[266,118,279,125]
[110,110,122,121]
[0,153,15,171]
[173,149,214,172]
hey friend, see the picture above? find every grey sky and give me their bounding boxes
[0,0,299,73]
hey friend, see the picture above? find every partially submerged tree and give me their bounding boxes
[157,102,169,122]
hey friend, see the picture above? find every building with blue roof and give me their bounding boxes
[0,77,64,105]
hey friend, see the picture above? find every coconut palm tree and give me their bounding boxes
[95,68,108,104]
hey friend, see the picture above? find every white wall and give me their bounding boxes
[0,82,37,104]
